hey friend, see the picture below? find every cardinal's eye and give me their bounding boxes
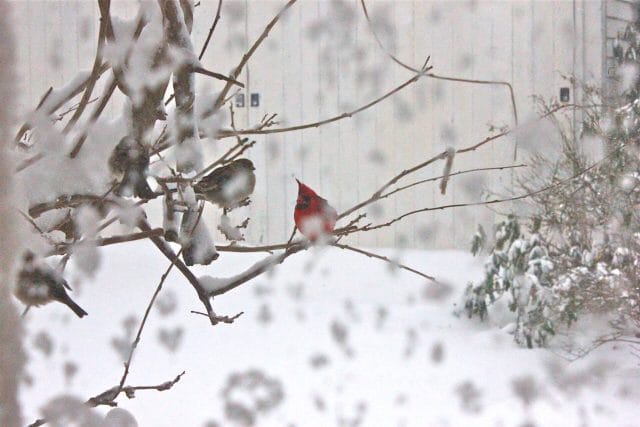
[302,195,311,203]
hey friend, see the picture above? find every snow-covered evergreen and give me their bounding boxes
[464,21,640,348]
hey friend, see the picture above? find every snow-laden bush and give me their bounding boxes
[464,215,640,348]
[463,216,556,348]
[464,22,640,348]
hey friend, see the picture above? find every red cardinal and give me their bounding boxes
[294,179,338,241]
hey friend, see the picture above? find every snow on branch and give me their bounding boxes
[200,242,308,297]
[162,0,202,173]
[11,1,595,423]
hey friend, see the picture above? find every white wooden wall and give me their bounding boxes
[604,0,639,94]
[11,0,631,249]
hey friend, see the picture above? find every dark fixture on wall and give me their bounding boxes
[251,93,260,107]
[235,93,245,108]
[560,87,570,103]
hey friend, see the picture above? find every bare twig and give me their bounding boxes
[337,103,586,222]
[68,74,118,158]
[354,142,626,233]
[193,66,244,87]
[198,0,223,60]
[29,363,184,424]
[14,64,111,144]
[332,243,436,282]
[138,219,235,325]
[55,97,99,121]
[215,62,431,138]
[203,0,298,118]
[120,371,185,398]
[86,371,186,407]
[455,103,584,155]
[382,164,527,199]
[428,73,518,125]
[285,225,297,249]
[216,242,291,252]
[191,310,243,323]
[189,104,255,178]
[51,228,165,255]
[359,0,518,125]
[35,87,54,109]
[62,0,108,134]
[116,247,183,396]
[164,0,223,106]
[16,153,45,173]
[334,213,367,236]
[28,194,116,218]
[338,148,446,221]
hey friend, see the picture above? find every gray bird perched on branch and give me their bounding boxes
[15,251,88,318]
[194,159,256,211]
[109,136,157,199]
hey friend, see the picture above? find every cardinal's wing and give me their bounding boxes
[319,197,338,221]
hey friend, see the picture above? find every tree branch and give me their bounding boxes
[359,0,518,125]
[68,75,118,158]
[162,0,201,172]
[50,228,165,256]
[337,103,588,222]
[332,243,436,281]
[14,64,110,145]
[203,0,298,118]
[198,0,223,60]
[381,164,526,199]
[164,0,224,106]
[138,219,237,325]
[62,0,108,134]
[208,242,308,297]
[115,245,184,397]
[86,371,186,407]
[354,142,626,233]
[215,62,431,138]
[192,66,244,87]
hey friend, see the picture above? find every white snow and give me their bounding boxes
[18,242,640,426]
[219,215,244,241]
[199,252,281,294]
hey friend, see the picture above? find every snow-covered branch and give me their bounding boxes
[162,0,202,173]
[201,242,309,297]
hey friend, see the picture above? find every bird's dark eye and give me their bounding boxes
[296,194,311,210]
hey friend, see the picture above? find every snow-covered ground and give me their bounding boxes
[19,242,640,426]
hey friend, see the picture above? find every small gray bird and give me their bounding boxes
[193,159,256,210]
[15,251,88,318]
[109,136,157,199]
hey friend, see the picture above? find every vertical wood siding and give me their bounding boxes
[12,0,627,249]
